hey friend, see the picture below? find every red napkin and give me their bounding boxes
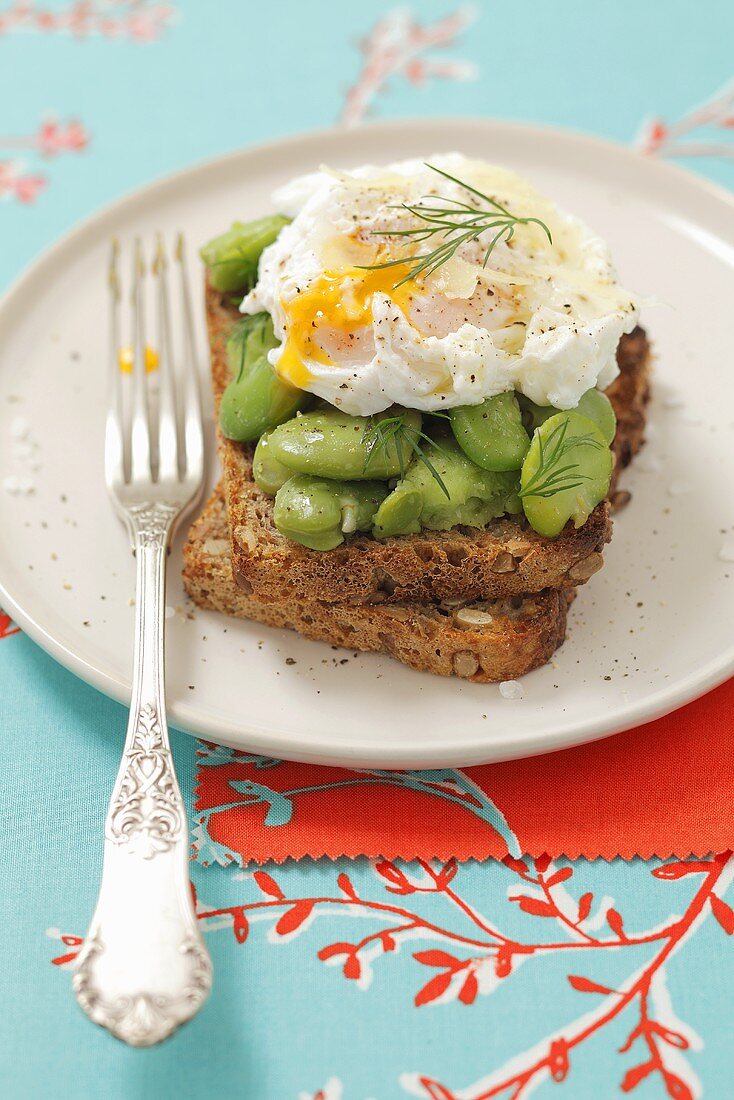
[193,678,733,864]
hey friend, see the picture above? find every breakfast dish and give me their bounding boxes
[1,119,731,761]
[185,153,650,679]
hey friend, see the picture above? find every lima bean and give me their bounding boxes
[450,391,530,471]
[521,389,617,446]
[520,411,612,537]
[253,432,293,494]
[373,434,521,538]
[201,215,290,292]
[273,475,388,550]
[219,313,309,443]
[266,407,422,481]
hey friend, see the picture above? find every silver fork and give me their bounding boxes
[73,236,212,1046]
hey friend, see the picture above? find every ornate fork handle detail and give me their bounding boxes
[73,503,212,1046]
[74,929,211,1047]
[106,702,184,858]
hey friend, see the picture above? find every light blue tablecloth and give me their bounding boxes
[1,3,733,1097]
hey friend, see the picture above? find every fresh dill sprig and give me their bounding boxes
[364,415,408,479]
[518,417,603,500]
[228,313,267,383]
[362,163,552,289]
[363,413,451,499]
[227,317,252,383]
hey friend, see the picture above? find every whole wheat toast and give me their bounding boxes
[205,280,651,606]
[183,486,572,683]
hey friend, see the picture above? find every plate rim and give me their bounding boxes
[1,116,733,766]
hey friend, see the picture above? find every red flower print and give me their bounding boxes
[51,853,734,1097]
[637,80,734,159]
[0,161,46,204]
[0,1,175,41]
[341,7,478,127]
[0,116,89,203]
[36,118,89,157]
[0,609,21,639]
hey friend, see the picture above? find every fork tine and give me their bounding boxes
[174,233,204,483]
[105,239,126,487]
[129,239,152,484]
[154,236,179,483]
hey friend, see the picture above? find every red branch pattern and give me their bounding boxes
[50,854,734,1097]
[341,7,477,127]
[0,161,46,203]
[0,610,20,639]
[637,80,734,158]
[0,1,174,40]
[304,1080,342,1100]
[0,118,89,203]
[0,118,89,158]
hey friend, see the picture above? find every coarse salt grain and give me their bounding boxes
[499,680,524,700]
[719,540,734,563]
[3,474,33,495]
[635,453,662,474]
[12,442,35,462]
[667,480,692,497]
[10,416,30,441]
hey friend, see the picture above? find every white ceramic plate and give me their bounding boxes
[1,119,733,767]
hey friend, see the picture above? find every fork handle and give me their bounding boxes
[73,503,212,1046]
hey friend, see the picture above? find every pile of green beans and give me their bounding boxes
[202,217,617,547]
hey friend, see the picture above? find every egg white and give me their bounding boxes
[241,154,639,416]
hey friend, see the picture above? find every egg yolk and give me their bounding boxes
[275,263,415,388]
[118,345,159,374]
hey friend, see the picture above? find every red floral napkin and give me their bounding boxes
[193,678,733,864]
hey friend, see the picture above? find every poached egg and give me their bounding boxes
[241,154,639,417]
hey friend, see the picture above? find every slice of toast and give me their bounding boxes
[206,282,650,606]
[183,485,572,683]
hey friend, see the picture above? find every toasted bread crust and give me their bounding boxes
[183,486,571,683]
[608,324,652,489]
[205,282,649,606]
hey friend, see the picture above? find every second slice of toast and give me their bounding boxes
[183,485,572,683]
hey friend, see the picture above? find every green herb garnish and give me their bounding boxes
[362,163,552,289]
[363,413,451,499]
[518,417,603,500]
